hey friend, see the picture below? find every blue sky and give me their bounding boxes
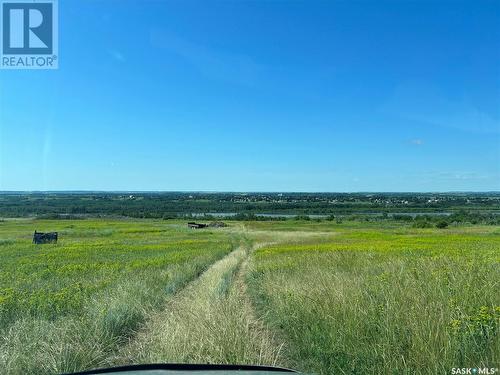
[0,0,499,192]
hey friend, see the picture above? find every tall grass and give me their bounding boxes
[1,218,498,374]
[117,243,285,367]
[0,219,234,374]
[248,223,500,374]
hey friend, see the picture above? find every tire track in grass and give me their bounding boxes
[113,238,287,367]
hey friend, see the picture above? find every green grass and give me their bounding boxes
[1,218,498,374]
[247,221,500,374]
[117,243,284,367]
[0,219,234,374]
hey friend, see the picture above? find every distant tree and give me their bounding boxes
[393,214,413,222]
[436,221,449,229]
[413,220,432,228]
[233,213,257,221]
[295,215,311,221]
[162,213,177,220]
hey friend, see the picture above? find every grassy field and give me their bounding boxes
[0,218,498,374]
[247,221,500,374]
[0,219,235,374]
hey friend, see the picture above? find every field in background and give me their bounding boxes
[0,218,498,374]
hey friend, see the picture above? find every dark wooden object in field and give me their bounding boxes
[187,222,208,229]
[33,231,58,244]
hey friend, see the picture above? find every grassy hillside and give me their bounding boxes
[0,219,234,374]
[0,218,498,374]
[247,221,500,374]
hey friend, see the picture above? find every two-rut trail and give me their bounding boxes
[112,236,287,367]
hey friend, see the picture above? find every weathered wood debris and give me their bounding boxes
[187,222,208,229]
[187,221,226,229]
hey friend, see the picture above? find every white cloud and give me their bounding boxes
[382,82,500,134]
[425,171,494,181]
[108,49,125,63]
[149,29,264,86]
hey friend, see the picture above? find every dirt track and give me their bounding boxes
[114,236,286,367]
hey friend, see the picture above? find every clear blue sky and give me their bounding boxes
[1,0,499,192]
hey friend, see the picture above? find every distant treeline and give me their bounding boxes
[0,192,499,223]
[194,210,500,226]
[29,210,500,226]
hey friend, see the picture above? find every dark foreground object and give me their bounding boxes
[64,363,298,374]
[33,231,58,244]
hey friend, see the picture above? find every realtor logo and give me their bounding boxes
[1,0,58,69]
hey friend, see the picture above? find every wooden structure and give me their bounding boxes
[187,222,208,229]
[33,231,58,244]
